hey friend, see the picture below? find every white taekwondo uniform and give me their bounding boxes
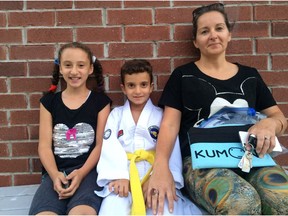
[96,99,203,215]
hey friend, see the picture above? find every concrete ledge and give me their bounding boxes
[0,167,287,215]
[0,184,39,215]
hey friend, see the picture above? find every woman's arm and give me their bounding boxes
[248,105,287,158]
[147,106,182,215]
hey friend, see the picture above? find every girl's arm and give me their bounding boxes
[38,104,67,193]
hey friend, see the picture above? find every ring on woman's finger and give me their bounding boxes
[152,188,159,196]
[264,136,270,140]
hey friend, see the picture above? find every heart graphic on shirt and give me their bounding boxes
[53,123,95,158]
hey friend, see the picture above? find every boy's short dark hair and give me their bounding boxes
[120,59,153,84]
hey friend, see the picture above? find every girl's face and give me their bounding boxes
[60,48,93,90]
[121,72,153,110]
[193,11,231,57]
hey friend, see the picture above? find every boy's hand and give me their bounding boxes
[108,179,130,197]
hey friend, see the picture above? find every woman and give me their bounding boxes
[147,3,287,215]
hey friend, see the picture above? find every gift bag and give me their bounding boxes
[188,125,276,170]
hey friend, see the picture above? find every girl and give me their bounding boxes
[29,42,111,215]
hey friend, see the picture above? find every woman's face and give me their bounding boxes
[193,11,231,57]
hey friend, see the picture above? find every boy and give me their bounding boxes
[96,59,202,215]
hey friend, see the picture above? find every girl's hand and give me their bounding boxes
[52,171,70,198]
[108,179,130,197]
[58,169,84,199]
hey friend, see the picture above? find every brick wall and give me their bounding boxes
[0,1,287,186]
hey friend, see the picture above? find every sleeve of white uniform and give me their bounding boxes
[169,136,184,189]
[97,108,130,187]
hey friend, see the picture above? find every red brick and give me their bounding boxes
[274,153,288,166]
[257,39,288,54]
[77,27,121,42]
[148,59,171,75]
[158,41,196,57]
[232,23,269,38]
[0,12,5,27]
[0,45,7,60]
[0,111,7,125]
[0,159,29,172]
[173,1,211,6]
[10,110,39,125]
[272,88,288,103]
[124,1,170,8]
[101,60,124,75]
[29,125,39,140]
[9,12,54,27]
[0,29,22,43]
[0,78,7,92]
[227,55,268,71]
[225,5,252,22]
[0,1,23,10]
[0,175,12,187]
[109,76,121,91]
[0,94,27,109]
[0,62,27,76]
[29,61,54,76]
[272,55,288,70]
[272,22,288,37]
[226,39,253,55]
[14,174,42,186]
[155,8,193,24]
[30,93,42,109]
[255,5,288,20]
[106,92,125,107]
[0,143,9,157]
[150,91,162,105]
[84,44,105,59]
[278,136,288,148]
[261,71,288,86]
[278,104,288,117]
[107,9,152,25]
[109,43,153,58]
[157,75,170,90]
[174,57,196,69]
[0,126,28,141]
[57,10,102,26]
[32,158,42,172]
[27,28,73,43]
[11,77,51,93]
[75,1,121,8]
[27,1,72,9]
[174,25,193,41]
[125,26,170,41]
[10,45,54,60]
[12,142,38,157]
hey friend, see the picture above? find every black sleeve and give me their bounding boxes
[158,68,183,111]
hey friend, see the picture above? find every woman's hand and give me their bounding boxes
[248,118,277,158]
[108,179,130,197]
[146,164,177,215]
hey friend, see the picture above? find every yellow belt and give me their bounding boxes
[126,150,155,215]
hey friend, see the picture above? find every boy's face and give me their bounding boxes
[121,71,153,109]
